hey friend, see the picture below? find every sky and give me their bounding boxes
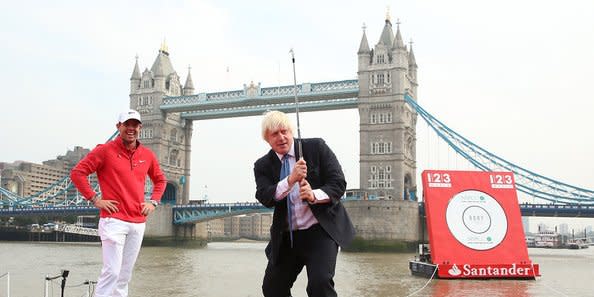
[1,1,593,231]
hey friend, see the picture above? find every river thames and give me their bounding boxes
[0,241,592,297]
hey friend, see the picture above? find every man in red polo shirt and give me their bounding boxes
[71,109,167,297]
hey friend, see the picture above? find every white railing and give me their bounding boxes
[0,272,10,297]
[58,224,99,236]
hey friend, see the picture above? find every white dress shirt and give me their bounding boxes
[274,145,329,230]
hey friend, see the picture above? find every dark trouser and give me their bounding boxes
[262,224,339,297]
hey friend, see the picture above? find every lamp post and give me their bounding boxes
[0,168,3,202]
[203,185,208,203]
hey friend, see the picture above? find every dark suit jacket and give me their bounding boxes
[254,138,356,265]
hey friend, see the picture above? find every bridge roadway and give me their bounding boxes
[2,203,594,223]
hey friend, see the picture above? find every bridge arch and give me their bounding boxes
[404,173,414,201]
[162,182,177,204]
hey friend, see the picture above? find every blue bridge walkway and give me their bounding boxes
[3,202,594,226]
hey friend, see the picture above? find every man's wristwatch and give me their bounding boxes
[149,200,159,207]
[91,195,101,204]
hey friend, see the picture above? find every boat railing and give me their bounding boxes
[43,270,96,297]
[0,272,9,297]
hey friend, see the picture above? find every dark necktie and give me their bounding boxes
[280,154,294,247]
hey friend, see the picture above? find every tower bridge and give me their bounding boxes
[1,15,593,245]
[130,15,418,206]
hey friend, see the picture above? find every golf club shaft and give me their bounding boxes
[290,49,303,159]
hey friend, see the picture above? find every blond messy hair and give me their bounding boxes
[261,110,294,141]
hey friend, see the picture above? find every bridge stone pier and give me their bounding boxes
[343,200,421,251]
[145,206,174,239]
[133,15,422,248]
[144,206,204,244]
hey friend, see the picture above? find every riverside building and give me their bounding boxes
[0,146,92,198]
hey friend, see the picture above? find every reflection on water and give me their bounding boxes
[0,242,593,297]
[428,280,531,297]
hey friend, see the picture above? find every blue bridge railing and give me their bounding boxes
[172,202,270,224]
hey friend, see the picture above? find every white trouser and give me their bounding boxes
[94,218,145,297]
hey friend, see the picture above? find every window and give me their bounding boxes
[377,73,385,85]
[169,150,179,166]
[371,141,392,155]
[377,55,385,64]
[368,165,393,189]
[141,129,153,139]
[170,129,177,142]
[139,96,153,105]
[137,96,153,106]
[371,112,392,125]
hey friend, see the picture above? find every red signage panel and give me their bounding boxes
[422,170,539,278]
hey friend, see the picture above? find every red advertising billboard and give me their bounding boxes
[422,170,540,279]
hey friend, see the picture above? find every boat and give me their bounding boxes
[567,238,590,249]
[525,236,536,248]
[409,244,438,278]
[534,230,562,248]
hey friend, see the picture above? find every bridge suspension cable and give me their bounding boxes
[404,94,594,205]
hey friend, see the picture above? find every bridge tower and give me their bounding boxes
[129,42,194,204]
[357,15,419,201]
